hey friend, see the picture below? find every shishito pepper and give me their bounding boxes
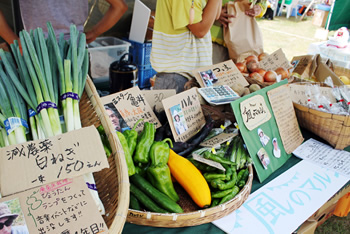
[134,122,155,164]
[116,131,136,176]
[147,138,180,202]
[123,119,143,156]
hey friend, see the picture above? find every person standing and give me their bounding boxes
[0,0,127,44]
[211,0,267,64]
[150,0,222,93]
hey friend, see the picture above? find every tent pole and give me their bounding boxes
[325,0,336,31]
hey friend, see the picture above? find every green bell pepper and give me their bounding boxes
[116,131,136,176]
[134,122,155,164]
[123,119,143,156]
[147,138,180,202]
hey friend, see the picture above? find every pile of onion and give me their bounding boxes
[235,52,290,84]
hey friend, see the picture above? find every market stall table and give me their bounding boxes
[308,41,350,69]
[122,130,350,233]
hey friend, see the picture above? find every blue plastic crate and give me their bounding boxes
[128,40,153,67]
[138,65,157,89]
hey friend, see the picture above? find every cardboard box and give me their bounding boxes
[312,9,329,28]
[291,54,344,86]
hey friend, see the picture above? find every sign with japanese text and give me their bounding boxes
[290,55,314,77]
[213,160,349,234]
[199,133,237,148]
[231,80,298,182]
[240,95,272,131]
[288,84,336,106]
[267,85,304,154]
[260,48,292,71]
[293,139,350,177]
[0,176,108,234]
[101,86,160,132]
[0,126,109,196]
[162,88,206,142]
[142,89,176,112]
[192,60,249,89]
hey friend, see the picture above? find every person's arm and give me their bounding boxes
[188,0,222,38]
[85,0,128,43]
[0,10,19,45]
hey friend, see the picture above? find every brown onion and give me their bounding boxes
[275,67,289,80]
[249,72,264,83]
[245,55,258,64]
[258,52,269,61]
[246,60,260,73]
[235,62,246,73]
[264,70,277,82]
[255,68,266,77]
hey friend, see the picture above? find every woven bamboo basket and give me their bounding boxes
[293,102,350,149]
[126,164,253,227]
[79,77,130,233]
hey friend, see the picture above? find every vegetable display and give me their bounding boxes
[121,113,252,214]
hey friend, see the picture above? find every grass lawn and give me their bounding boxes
[256,14,321,60]
[256,13,350,233]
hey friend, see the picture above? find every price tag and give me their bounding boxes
[192,60,249,89]
[101,86,161,132]
[200,132,237,148]
[162,88,205,142]
[192,153,226,171]
[260,49,292,71]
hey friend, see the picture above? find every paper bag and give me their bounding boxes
[224,1,264,62]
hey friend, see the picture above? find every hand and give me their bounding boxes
[85,29,98,44]
[245,5,262,17]
[218,6,235,28]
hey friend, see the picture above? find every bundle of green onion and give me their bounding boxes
[0,22,89,144]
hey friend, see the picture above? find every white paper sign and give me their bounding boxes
[293,139,350,177]
[212,160,349,234]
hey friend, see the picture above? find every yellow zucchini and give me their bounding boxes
[168,149,211,208]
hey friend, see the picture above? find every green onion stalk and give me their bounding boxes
[0,61,27,144]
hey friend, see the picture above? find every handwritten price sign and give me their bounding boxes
[240,95,272,131]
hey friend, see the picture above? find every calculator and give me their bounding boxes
[198,85,240,105]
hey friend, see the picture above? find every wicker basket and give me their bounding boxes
[126,164,253,227]
[293,102,350,149]
[79,77,130,233]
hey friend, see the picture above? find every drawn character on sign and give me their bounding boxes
[272,138,281,158]
[0,201,29,234]
[104,103,129,132]
[258,128,270,147]
[257,148,270,170]
[170,104,188,135]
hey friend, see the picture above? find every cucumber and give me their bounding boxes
[129,194,141,210]
[130,183,167,213]
[130,174,184,213]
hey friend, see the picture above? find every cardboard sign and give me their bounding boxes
[192,60,249,89]
[162,88,205,142]
[0,176,108,234]
[200,132,237,148]
[240,95,272,131]
[260,49,292,71]
[0,126,109,196]
[101,86,161,132]
[288,83,336,106]
[290,55,315,78]
[142,89,176,112]
[192,153,226,171]
[231,80,294,182]
[267,85,304,154]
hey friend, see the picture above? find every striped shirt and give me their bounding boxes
[150,0,212,78]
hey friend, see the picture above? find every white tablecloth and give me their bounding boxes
[308,41,350,69]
